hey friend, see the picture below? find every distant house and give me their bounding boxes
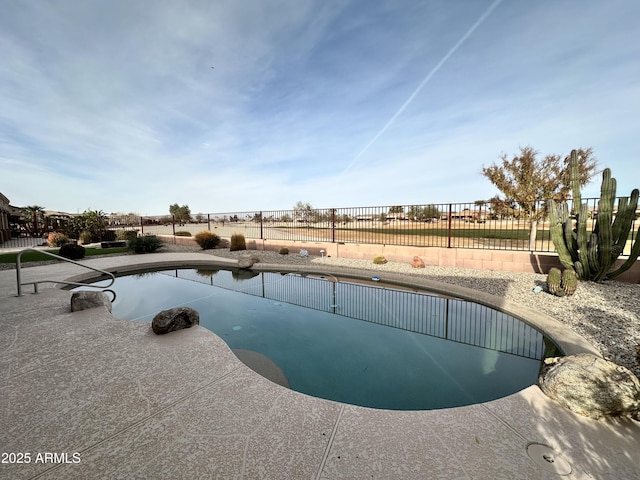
[0,192,10,244]
[450,208,490,222]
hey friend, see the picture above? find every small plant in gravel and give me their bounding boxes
[372,255,388,265]
[230,233,246,251]
[59,243,86,260]
[279,247,289,255]
[547,267,562,295]
[47,232,69,247]
[194,230,220,250]
[175,231,192,237]
[546,267,578,297]
[128,235,163,253]
[561,269,578,295]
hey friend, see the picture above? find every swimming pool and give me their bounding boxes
[85,268,559,410]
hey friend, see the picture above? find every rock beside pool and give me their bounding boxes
[538,353,640,420]
[152,307,200,335]
[238,254,259,269]
[71,291,112,313]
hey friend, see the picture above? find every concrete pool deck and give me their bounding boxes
[1,252,638,479]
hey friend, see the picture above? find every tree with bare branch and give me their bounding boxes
[482,146,597,249]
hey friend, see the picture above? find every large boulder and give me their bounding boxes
[238,254,259,269]
[71,291,112,313]
[538,353,640,420]
[152,307,199,335]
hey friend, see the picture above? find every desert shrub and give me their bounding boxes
[279,247,289,255]
[116,229,138,242]
[128,235,163,253]
[175,231,192,237]
[47,232,69,247]
[59,243,86,260]
[372,255,388,265]
[230,233,246,251]
[79,230,92,245]
[194,230,220,250]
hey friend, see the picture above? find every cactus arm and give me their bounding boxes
[548,200,576,271]
[587,232,600,274]
[564,211,578,260]
[574,260,585,279]
[593,169,616,281]
[570,150,582,210]
[610,190,638,263]
[606,224,640,280]
[611,196,630,247]
[576,203,591,278]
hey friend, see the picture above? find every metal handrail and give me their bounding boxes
[15,248,116,297]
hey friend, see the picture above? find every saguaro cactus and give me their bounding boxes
[548,150,640,281]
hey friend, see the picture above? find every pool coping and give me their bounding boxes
[1,252,638,479]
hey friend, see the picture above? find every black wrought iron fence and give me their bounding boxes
[4,198,637,254]
[118,198,637,254]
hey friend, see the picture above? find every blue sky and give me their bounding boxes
[1,0,639,215]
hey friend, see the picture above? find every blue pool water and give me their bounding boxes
[87,268,557,410]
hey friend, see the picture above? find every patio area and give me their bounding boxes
[1,253,638,479]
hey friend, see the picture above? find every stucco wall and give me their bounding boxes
[161,235,640,284]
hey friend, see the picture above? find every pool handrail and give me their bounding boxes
[15,248,116,297]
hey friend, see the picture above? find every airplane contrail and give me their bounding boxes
[342,0,503,174]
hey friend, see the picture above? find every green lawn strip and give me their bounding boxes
[274,225,553,241]
[0,247,130,264]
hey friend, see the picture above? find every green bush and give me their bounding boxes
[128,235,163,253]
[79,230,92,245]
[175,231,192,237]
[64,209,109,242]
[59,243,86,260]
[230,233,246,251]
[372,255,388,265]
[115,229,138,242]
[194,230,220,250]
[47,232,69,247]
[279,247,289,255]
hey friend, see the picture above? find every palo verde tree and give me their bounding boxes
[482,146,597,250]
[169,204,191,224]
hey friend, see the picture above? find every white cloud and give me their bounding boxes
[1,0,638,214]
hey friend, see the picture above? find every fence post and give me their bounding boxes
[331,209,336,243]
[447,204,452,248]
[260,211,264,240]
[207,214,210,231]
[140,217,144,235]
